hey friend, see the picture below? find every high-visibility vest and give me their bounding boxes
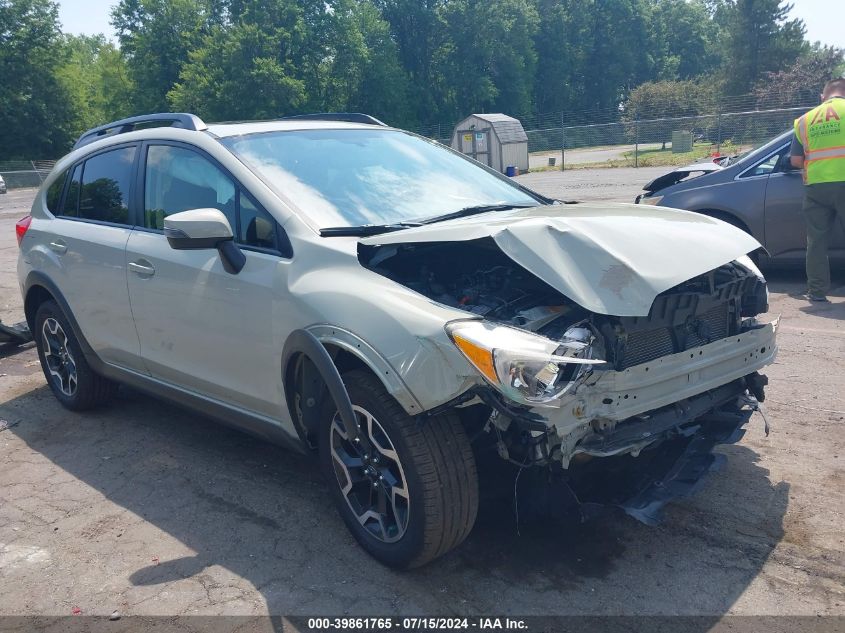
[794,97,845,185]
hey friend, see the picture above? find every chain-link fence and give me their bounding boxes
[0,94,816,181]
[0,160,57,189]
[416,93,816,171]
[527,105,809,169]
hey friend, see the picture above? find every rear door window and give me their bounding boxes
[78,147,136,224]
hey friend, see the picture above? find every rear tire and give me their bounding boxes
[34,300,116,411]
[319,369,478,568]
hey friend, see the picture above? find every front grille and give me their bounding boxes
[620,303,729,369]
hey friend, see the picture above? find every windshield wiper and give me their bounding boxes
[418,203,539,225]
[319,202,540,236]
[320,222,422,237]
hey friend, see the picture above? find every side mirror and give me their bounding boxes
[164,208,246,274]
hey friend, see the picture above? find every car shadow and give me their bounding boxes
[798,300,845,319]
[0,340,35,360]
[1,382,788,618]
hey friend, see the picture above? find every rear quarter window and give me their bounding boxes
[46,170,68,214]
[61,164,83,217]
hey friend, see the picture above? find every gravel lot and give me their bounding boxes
[1,179,843,618]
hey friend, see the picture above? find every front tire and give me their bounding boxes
[319,369,478,568]
[34,300,116,410]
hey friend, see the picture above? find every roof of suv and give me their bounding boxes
[73,112,390,149]
[206,120,389,138]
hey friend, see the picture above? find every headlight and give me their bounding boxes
[445,320,605,407]
[639,194,663,206]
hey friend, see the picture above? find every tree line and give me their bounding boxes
[1,0,842,159]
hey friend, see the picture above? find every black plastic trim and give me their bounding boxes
[165,233,225,250]
[24,272,98,362]
[74,113,207,149]
[282,329,360,444]
[217,240,247,274]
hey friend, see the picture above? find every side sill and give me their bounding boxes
[96,362,305,454]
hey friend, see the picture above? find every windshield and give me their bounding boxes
[220,129,539,229]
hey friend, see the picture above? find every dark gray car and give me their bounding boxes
[636,130,845,266]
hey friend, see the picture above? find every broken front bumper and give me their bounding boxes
[558,318,778,429]
[517,320,777,524]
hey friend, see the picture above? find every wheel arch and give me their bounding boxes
[693,208,753,235]
[692,209,769,263]
[23,272,98,361]
[24,284,53,332]
[281,327,425,451]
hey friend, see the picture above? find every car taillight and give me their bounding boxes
[15,216,32,247]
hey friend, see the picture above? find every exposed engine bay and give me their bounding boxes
[361,237,769,371]
[361,236,775,522]
[364,236,582,327]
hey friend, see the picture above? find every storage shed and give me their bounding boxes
[450,113,529,174]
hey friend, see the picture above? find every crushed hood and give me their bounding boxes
[360,203,761,317]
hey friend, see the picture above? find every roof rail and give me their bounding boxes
[73,113,207,149]
[279,113,387,126]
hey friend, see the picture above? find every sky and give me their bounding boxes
[58,0,845,48]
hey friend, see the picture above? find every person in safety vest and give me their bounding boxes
[790,77,845,303]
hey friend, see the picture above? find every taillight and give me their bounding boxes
[15,215,32,247]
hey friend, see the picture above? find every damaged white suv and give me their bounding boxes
[17,112,777,568]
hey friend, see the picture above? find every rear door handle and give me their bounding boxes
[128,261,155,277]
[48,240,67,254]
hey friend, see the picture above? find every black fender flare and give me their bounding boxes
[23,271,99,363]
[282,329,360,444]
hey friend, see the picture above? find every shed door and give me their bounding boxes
[457,128,491,166]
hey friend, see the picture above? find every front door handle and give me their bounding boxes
[48,240,67,254]
[128,260,155,277]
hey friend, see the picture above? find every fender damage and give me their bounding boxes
[358,202,777,523]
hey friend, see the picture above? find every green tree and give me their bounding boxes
[168,21,308,120]
[112,0,221,112]
[170,0,412,125]
[721,0,806,95]
[329,1,413,125]
[534,0,653,116]
[753,45,845,107]
[533,0,592,114]
[373,0,445,123]
[624,79,711,120]
[648,0,722,80]
[434,0,539,120]
[623,79,716,148]
[0,0,78,158]
[55,35,134,132]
